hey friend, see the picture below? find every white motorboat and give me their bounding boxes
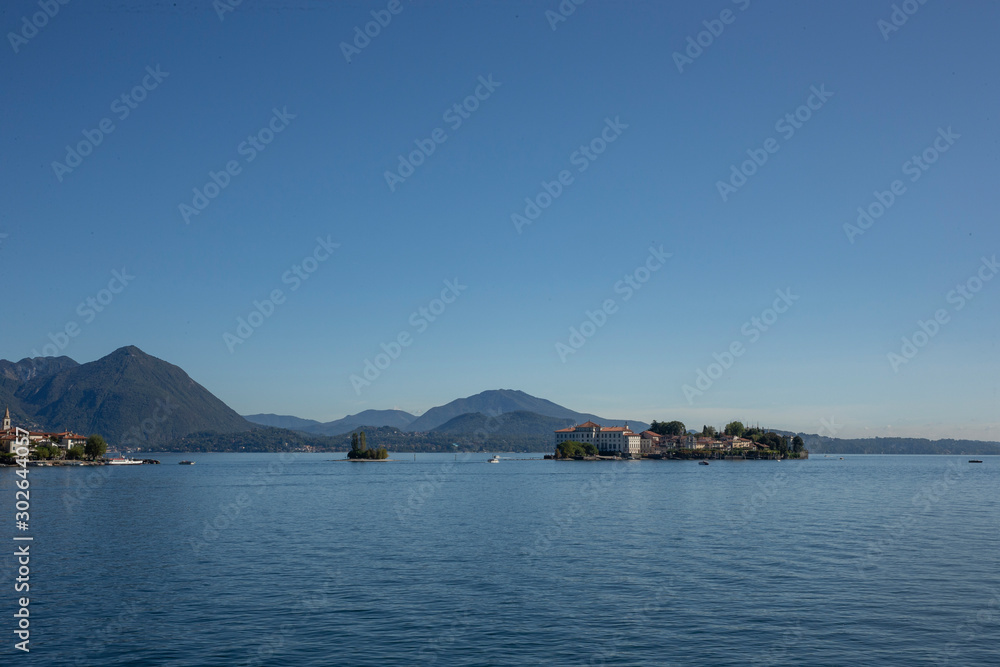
[488,455,500,463]
[107,452,143,465]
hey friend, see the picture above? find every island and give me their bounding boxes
[346,431,389,460]
[551,420,807,461]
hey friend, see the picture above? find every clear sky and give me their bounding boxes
[2,0,998,439]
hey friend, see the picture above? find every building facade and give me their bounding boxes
[554,421,642,456]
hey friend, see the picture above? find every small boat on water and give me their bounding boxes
[488,455,500,463]
[969,460,983,463]
[107,452,143,465]
[179,460,195,465]
[699,460,710,466]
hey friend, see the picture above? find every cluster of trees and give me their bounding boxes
[32,444,62,460]
[85,435,107,459]
[556,440,598,458]
[649,420,686,436]
[347,431,389,460]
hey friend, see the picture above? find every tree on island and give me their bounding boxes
[67,445,86,460]
[724,421,746,437]
[753,432,790,455]
[792,435,805,454]
[85,435,107,460]
[650,420,686,436]
[556,440,598,458]
[348,431,388,459]
[756,432,779,449]
[701,425,717,438]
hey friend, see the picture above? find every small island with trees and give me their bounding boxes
[346,431,389,460]
[552,419,807,461]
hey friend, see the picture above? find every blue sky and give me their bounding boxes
[2,0,998,439]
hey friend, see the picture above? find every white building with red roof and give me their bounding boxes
[1,406,87,453]
[554,420,642,456]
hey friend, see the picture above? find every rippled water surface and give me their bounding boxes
[4,453,999,665]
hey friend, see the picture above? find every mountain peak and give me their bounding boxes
[109,345,148,358]
[407,389,648,433]
[13,345,252,445]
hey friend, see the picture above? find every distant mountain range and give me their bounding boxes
[244,389,649,436]
[240,413,323,430]
[242,410,418,435]
[800,434,1000,456]
[6,345,1000,455]
[306,409,417,436]
[1,347,647,450]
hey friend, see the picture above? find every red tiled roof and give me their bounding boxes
[554,427,575,433]
[577,421,601,428]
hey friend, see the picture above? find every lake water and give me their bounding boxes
[3,453,998,666]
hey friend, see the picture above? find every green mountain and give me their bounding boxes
[0,355,79,428]
[407,389,649,432]
[242,413,323,430]
[162,426,338,452]
[7,346,253,447]
[431,410,576,437]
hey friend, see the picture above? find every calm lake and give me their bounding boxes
[3,453,998,666]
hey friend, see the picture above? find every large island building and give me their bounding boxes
[554,421,642,457]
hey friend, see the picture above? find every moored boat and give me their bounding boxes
[107,451,143,465]
[179,460,195,465]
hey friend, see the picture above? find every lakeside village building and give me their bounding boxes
[554,420,757,457]
[0,407,87,454]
